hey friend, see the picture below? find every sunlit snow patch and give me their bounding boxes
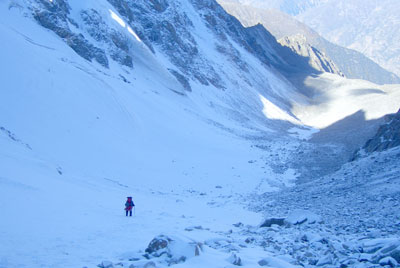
[288,126,319,140]
[256,168,298,194]
[109,9,142,42]
[109,9,125,27]
[281,168,297,187]
[260,95,301,125]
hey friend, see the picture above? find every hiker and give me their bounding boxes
[125,196,135,217]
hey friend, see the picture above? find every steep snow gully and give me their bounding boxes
[1,0,400,267]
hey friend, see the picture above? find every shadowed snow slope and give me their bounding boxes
[1,0,400,267]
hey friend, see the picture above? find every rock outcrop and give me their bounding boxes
[353,109,400,159]
[278,34,343,76]
[33,0,109,68]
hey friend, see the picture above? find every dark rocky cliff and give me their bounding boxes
[363,110,400,153]
[353,109,400,159]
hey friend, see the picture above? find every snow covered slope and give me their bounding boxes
[1,0,306,180]
[1,0,400,267]
[0,1,302,266]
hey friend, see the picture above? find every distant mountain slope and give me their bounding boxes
[297,0,400,78]
[223,0,400,78]
[217,1,400,85]
[224,0,328,15]
[278,34,343,76]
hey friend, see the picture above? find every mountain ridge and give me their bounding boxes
[217,1,400,85]
[297,0,400,78]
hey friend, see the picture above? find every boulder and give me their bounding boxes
[286,210,321,225]
[144,234,201,265]
[379,256,398,267]
[361,238,400,255]
[390,249,400,263]
[145,235,171,256]
[260,218,285,227]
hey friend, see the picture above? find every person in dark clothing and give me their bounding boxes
[125,196,135,217]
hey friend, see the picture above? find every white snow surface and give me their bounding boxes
[0,1,287,266]
[291,73,400,128]
[1,0,400,268]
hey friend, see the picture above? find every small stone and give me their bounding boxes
[98,261,113,268]
[143,261,156,268]
[316,254,333,266]
[358,253,373,262]
[308,259,318,265]
[304,252,314,258]
[233,222,243,227]
[245,237,254,243]
[301,234,308,242]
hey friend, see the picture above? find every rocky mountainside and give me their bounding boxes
[27,0,338,109]
[278,34,343,76]
[217,1,400,85]
[226,0,400,80]
[354,110,400,157]
[224,0,400,78]
[296,0,400,78]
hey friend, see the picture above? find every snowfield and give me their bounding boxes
[0,0,399,267]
